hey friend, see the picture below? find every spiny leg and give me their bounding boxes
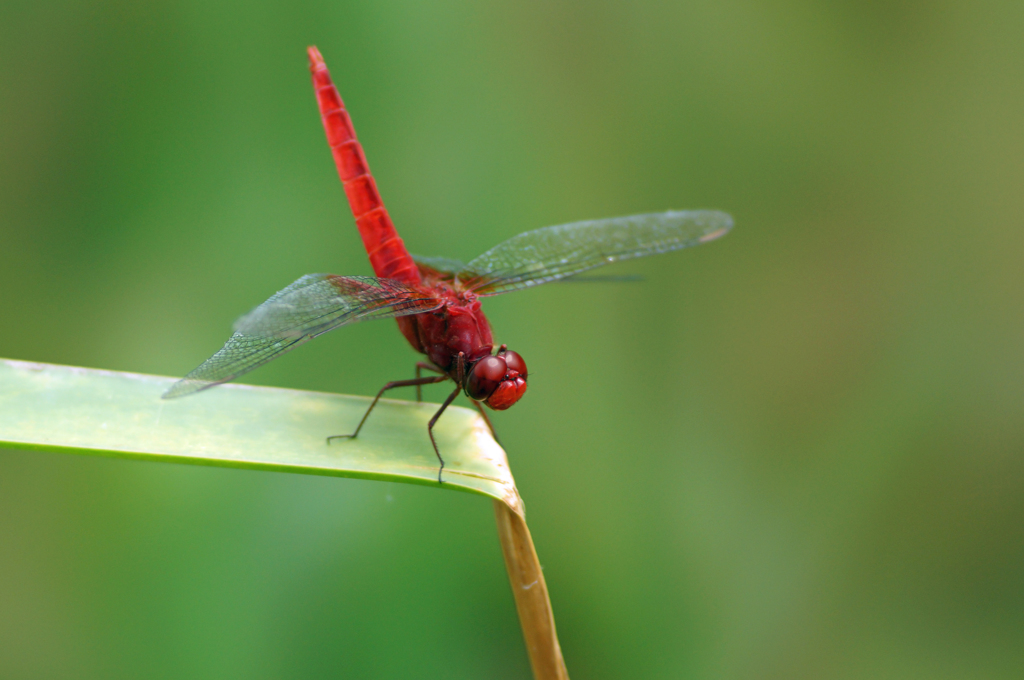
[328,375,447,443]
[427,353,467,485]
[428,383,462,485]
[415,361,445,402]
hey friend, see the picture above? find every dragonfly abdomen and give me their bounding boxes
[308,47,420,286]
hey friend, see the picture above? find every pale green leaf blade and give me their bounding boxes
[0,359,521,513]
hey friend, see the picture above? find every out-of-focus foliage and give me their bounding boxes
[1,1,1021,678]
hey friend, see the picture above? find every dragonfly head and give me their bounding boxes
[464,347,528,410]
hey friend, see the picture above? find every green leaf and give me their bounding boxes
[0,359,522,514]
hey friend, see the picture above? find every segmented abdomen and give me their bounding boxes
[308,47,420,285]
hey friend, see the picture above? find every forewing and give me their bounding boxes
[163,274,442,399]
[459,210,732,295]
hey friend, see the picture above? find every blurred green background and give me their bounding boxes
[1,0,1022,678]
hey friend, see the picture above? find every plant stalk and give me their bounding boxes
[493,499,569,680]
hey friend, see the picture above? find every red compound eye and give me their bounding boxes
[465,355,506,400]
[499,350,527,377]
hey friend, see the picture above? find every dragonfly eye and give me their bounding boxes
[498,349,527,378]
[466,355,506,400]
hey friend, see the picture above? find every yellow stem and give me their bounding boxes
[493,499,569,680]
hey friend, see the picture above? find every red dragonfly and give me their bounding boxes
[165,46,732,482]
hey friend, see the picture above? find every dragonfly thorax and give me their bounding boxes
[398,291,491,367]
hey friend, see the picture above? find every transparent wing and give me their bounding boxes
[412,255,468,283]
[163,274,443,399]
[458,210,732,296]
[414,253,644,285]
[559,273,644,283]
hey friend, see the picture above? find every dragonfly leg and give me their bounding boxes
[428,382,463,485]
[415,361,445,402]
[471,400,501,446]
[427,353,466,485]
[328,375,447,443]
